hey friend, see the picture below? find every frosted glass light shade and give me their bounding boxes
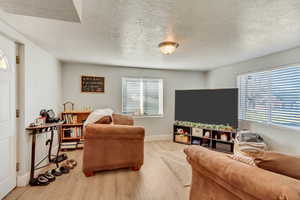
[158,41,179,55]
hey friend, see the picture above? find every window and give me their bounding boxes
[122,77,163,117]
[0,52,8,70]
[238,65,300,128]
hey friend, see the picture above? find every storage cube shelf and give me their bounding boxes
[173,124,236,153]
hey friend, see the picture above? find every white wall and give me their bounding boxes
[62,62,205,139]
[20,44,62,178]
[0,17,62,185]
[206,47,300,154]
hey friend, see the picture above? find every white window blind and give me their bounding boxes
[122,77,163,117]
[238,65,300,128]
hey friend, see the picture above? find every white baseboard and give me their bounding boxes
[145,134,172,142]
[17,172,30,187]
[17,145,59,187]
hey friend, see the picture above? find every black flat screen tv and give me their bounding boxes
[175,89,238,128]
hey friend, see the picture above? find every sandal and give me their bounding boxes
[65,160,74,169]
[59,166,70,174]
[68,159,77,167]
[43,172,56,182]
[54,153,68,163]
[51,168,62,176]
[29,176,49,186]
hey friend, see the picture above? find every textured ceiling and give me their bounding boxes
[0,0,82,22]
[1,0,300,70]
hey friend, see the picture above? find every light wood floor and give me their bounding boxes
[5,141,190,200]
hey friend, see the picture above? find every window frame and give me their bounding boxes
[237,63,300,130]
[121,77,164,118]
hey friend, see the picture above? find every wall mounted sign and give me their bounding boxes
[81,76,105,93]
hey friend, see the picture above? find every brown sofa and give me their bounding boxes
[184,146,300,200]
[83,114,145,176]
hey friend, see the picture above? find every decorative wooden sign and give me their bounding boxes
[81,76,105,93]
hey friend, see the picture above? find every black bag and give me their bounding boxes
[40,109,60,123]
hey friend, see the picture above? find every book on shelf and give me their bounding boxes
[61,141,77,149]
[77,143,84,148]
[63,114,78,124]
[62,141,77,145]
[63,127,82,138]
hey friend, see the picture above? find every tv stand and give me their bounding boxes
[173,122,236,153]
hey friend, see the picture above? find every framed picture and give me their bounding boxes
[81,76,105,93]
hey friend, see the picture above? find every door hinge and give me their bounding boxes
[16,162,20,172]
[16,56,20,64]
[16,109,20,118]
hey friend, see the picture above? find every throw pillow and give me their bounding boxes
[95,116,112,124]
[253,151,300,180]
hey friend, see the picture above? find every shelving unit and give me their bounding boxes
[173,124,236,153]
[60,111,91,150]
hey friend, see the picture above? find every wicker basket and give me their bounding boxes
[175,135,189,143]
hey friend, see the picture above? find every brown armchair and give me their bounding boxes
[184,146,300,200]
[83,114,145,176]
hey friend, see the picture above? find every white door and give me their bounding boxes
[0,34,16,199]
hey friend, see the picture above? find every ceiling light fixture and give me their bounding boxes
[158,41,179,55]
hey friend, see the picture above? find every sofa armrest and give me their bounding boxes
[184,146,300,200]
[84,124,144,140]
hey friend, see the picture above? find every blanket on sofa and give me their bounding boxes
[83,108,114,126]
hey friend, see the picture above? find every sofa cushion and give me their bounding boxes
[112,114,134,125]
[95,116,112,124]
[254,151,300,180]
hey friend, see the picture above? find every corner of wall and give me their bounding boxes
[201,70,210,89]
[17,172,30,187]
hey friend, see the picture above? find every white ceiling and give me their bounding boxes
[0,0,82,22]
[1,0,300,71]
